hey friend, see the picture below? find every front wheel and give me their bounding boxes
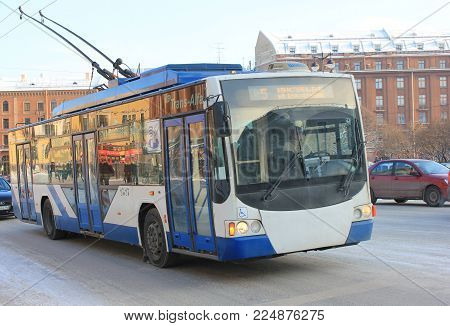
[424,186,445,207]
[42,199,67,240]
[143,209,178,268]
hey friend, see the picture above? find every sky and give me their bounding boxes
[0,0,449,85]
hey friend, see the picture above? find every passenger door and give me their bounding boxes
[164,114,215,254]
[16,143,36,221]
[72,133,103,233]
[370,161,394,198]
[392,162,422,198]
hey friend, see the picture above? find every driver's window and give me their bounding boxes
[394,162,416,176]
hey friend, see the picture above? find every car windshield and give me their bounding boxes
[415,161,449,175]
[222,76,365,194]
[0,178,10,190]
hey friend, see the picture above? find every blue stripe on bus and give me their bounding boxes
[47,185,80,233]
[216,235,276,261]
[346,219,374,244]
[103,223,140,245]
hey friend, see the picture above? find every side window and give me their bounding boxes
[207,110,230,203]
[394,162,416,176]
[372,162,393,176]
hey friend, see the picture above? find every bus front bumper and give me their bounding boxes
[345,219,374,244]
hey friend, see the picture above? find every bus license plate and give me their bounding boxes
[0,206,10,210]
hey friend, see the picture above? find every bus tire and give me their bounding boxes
[143,208,177,268]
[42,199,67,240]
[424,186,445,207]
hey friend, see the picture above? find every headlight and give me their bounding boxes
[236,221,249,234]
[354,204,372,220]
[251,220,262,233]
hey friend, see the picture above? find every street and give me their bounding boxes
[0,201,449,306]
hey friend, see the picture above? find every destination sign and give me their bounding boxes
[248,84,334,101]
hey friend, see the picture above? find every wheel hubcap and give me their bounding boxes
[429,191,438,203]
[147,221,162,260]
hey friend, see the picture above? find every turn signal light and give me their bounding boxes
[229,222,236,237]
[372,205,377,217]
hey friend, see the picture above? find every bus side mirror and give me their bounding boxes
[212,101,232,137]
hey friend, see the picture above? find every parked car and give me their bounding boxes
[0,177,13,216]
[369,159,449,207]
[441,162,450,169]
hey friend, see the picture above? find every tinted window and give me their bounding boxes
[414,161,448,175]
[394,162,416,176]
[0,178,10,190]
[372,162,393,175]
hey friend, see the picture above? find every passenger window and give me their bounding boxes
[372,162,393,176]
[394,162,416,176]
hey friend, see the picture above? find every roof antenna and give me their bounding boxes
[39,10,137,79]
[19,6,115,81]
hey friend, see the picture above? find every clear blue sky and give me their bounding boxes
[0,0,448,83]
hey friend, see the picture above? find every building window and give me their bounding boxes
[24,118,31,125]
[2,119,9,129]
[289,47,296,54]
[375,78,383,89]
[397,95,405,106]
[441,94,448,106]
[376,113,384,125]
[417,43,424,50]
[396,44,403,51]
[419,111,428,123]
[419,94,426,108]
[418,77,426,88]
[311,45,317,54]
[376,95,383,108]
[374,44,381,52]
[38,117,45,122]
[375,61,382,70]
[2,101,8,112]
[397,77,405,89]
[3,135,8,146]
[397,113,406,125]
[51,100,58,110]
[353,44,360,53]
[24,101,31,112]
[439,60,446,69]
[418,60,425,69]
[396,60,404,70]
[37,101,44,112]
[355,79,361,90]
[441,111,448,121]
[354,62,361,71]
[440,76,447,88]
[332,45,339,53]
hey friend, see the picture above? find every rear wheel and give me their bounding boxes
[42,199,67,240]
[424,186,445,207]
[394,199,408,204]
[370,188,377,205]
[142,208,177,268]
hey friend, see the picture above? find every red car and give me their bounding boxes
[369,159,449,207]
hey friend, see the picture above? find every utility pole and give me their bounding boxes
[215,43,224,64]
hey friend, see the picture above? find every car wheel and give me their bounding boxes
[370,188,377,205]
[42,199,67,240]
[424,186,445,207]
[143,208,178,268]
[394,199,408,204]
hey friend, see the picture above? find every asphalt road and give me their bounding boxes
[0,200,449,306]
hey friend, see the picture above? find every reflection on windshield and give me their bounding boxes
[234,106,360,188]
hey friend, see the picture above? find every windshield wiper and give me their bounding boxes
[338,139,364,198]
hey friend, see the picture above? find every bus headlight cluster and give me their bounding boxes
[227,220,263,237]
[353,204,372,220]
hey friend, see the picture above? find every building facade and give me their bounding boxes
[255,29,450,130]
[0,83,94,175]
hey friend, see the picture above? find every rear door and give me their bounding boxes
[392,162,422,198]
[16,143,36,221]
[370,161,394,198]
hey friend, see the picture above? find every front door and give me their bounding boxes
[72,133,103,233]
[16,143,36,221]
[164,114,215,254]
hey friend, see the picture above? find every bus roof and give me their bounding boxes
[51,63,243,117]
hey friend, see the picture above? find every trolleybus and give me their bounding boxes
[9,63,374,267]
